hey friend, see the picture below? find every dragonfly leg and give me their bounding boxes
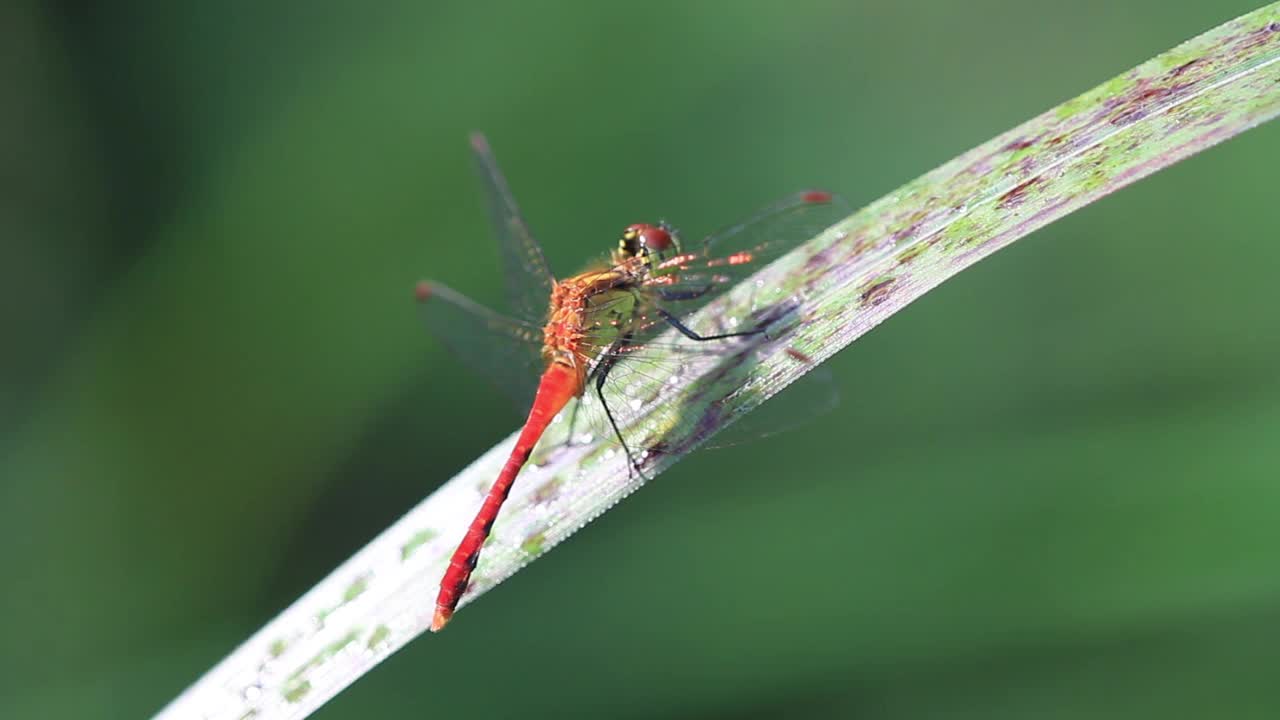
[658,286,712,302]
[560,395,583,448]
[594,347,649,480]
[655,308,767,342]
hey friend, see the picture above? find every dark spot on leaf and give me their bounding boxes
[896,241,929,265]
[1004,137,1035,151]
[1170,58,1201,77]
[531,476,564,505]
[806,246,836,269]
[1110,86,1180,126]
[891,221,922,244]
[1236,22,1280,50]
[859,276,897,306]
[997,177,1042,209]
[784,347,814,363]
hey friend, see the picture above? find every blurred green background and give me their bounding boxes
[6,1,1280,718]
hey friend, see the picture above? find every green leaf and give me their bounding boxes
[155,5,1280,719]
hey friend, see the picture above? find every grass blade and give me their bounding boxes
[155,5,1280,719]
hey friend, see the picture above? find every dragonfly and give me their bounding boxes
[418,133,846,631]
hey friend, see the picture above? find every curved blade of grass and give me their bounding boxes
[155,5,1280,719]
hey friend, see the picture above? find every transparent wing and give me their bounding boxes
[562,331,829,465]
[559,192,851,462]
[470,132,557,322]
[572,191,848,355]
[706,362,838,448]
[560,292,833,467]
[416,281,544,412]
[605,348,839,452]
[643,190,850,335]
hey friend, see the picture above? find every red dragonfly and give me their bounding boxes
[417,133,845,630]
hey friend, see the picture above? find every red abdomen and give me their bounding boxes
[431,361,581,631]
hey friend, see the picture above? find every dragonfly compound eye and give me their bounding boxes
[619,223,675,259]
[639,224,674,252]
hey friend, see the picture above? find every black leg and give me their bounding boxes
[658,285,712,302]
[560,394,582,448]
[656,308,766,342]
[594,345,647,480]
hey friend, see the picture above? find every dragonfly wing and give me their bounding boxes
[563,344,699,457]
[564,296,777,458]
[569,327,828,466]
[646,190,851,331]
[416,281,544,413]
[701,361,838,448]
[470,132,557,322]
[700,190,851,260]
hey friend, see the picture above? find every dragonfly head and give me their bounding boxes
[615,222,681,269]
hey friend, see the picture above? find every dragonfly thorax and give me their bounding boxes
[541,269,642,391]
